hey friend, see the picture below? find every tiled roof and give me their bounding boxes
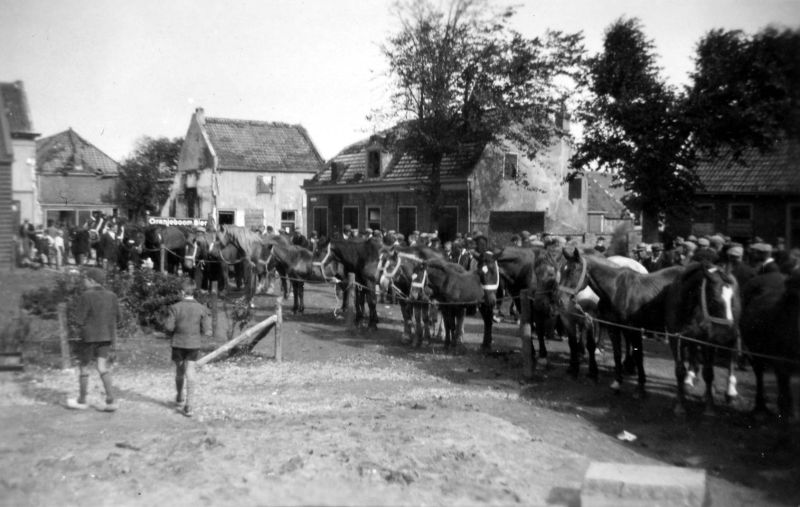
[37,129,119,175]
[0,81,34,134]
[204,117,324,173]
[312,137,485,184]
[38,173,118,206]
[694,139,800,194]
[586,171,628,218]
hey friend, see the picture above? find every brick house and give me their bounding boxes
[1,81,40,225]
[302,119,601,243]
[164,108,324,231]
[689,140,800,247]
[36,128,120,226]
[0,90,14,267]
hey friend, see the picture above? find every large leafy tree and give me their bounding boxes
[571,18,695,242]
[686,27,800,159]
[117,136,183,222]
[382,0,584,229]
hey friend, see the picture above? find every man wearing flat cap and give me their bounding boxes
[751,242,780,275]
[724,243,755,287]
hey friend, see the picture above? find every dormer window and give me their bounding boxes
[367,150,381,178]
[503,153,518,180]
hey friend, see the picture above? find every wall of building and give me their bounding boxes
[11,138,38,224]
[691,194,800,246]
[470,140,585,234]
[215,170,309,229]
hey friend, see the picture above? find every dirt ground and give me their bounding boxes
[1,268,799,506]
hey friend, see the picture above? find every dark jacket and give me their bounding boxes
[164,297,212,349]
[757,259,781,275]
[75,287,119,343]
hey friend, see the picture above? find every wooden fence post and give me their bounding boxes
[518,290,534,380]
[160,245,166,274]
[210,281,218,339]
[196,315,277,367]
[57,303,71,369]
[344,273,357,329]
[274,297,283,362]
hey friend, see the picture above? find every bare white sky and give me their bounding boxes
[1,0,798,161]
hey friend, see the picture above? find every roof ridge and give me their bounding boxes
[205,116,302,129]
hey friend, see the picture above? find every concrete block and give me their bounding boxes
[581,462,708,507]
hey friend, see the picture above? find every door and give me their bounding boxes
[439,206,458,242]
[313,207,328,238]
[398,206,417,240]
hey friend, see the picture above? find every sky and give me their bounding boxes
[1,0,798,162]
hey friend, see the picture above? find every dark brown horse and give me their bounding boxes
[558,247,683,397]
[408,254,499,352]
[317,237,382,329]
[263,241,327,314]
[665,262,741,416]
[741,271,800,421]
[378,245,443,346]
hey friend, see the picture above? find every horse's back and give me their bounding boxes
[607,255,648,274]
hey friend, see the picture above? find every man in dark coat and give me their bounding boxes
[751,242,780,275]
[291,227,310,249]
[164,278,212,417]
[67,268,119,412]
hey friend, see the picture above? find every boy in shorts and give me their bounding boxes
[67,268,119,411]
[164,278,212,417]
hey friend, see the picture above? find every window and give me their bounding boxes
[281,210,296,233]
[398,206,417,239]
[367,151,381,178]
[568,178,582,200]
[367,207,381,230]
[313,207,328,238]
[218,211,235,225]
[256,175,275,194]
[503,153,518,180]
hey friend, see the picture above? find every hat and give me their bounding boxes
[751,242,773,254]
[531,240,545,248]
[709,235,724,246]
[364,227,373,234]
[520,231,531,240]
[684,240,697,250]
[84,268,105,284]
[343,224,352,232]
[687,235,698,242]
[651,242,663,251]
[697,237,711,248]
[727,245,744,258]
[636,243,647,250]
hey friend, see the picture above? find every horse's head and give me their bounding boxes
[378,247,399,293]
[534,252,561,307]
[408,260,429,301]
[558,245,589,308]
[699,265,739,338]
[473,251,500,308]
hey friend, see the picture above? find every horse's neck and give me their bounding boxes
[585,258,623,302]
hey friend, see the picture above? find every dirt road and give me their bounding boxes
[1,272,798,506]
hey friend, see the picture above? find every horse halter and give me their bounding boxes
[558,256,587,296]
[480,261,500,291]
[699,269,736,328]
[312,243,336,282]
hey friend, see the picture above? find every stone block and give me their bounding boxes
[581,462,708,507]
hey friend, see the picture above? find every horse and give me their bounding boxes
[408,254,499,353]
[143,225,194,274]
[193,232,245,292]
[558,255,649,381]
[216,225,269,299]
[378,245,443,346]
[317,237,382,329]
[558,246,684,397]
[117,224,146,271]
[665,262,741,416]
[740,271,800,421]
[262,241,327,314]
[69,226,91,266]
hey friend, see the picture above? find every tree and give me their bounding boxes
[570,18,696,242]
[382,0,584,229]
[116,136,183,222]
[685,27,800,159]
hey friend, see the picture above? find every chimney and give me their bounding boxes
[195,107,205,125]
[330,161,340,182]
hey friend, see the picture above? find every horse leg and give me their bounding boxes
[671,336,688,417]
[455,308,467,354]
[631,331,647,398]
[292,280,300,314]
[480,303,493,352]
[297,282,305,314]
[442,308,453,350]
[610,328,623,392]
[412,303,424,347]
[702,346,716,416]
[623,338,636,376]
[366,283,378,330]
[399,301,413,342]
[566,318,580,378]
[724,351,738,404]
[752,358,770,415]
[421,302,432,346]
[776,369,793,422]
[586,320,599,382]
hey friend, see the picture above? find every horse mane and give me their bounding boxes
[427,258,467,274]
[220,226,264,258]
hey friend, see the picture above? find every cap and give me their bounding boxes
[520,231,531,239]
[84,267,106,284]
[709,235,724,246]
[751,242,773,254]
[684,240,697,250]
[727,245,744,258]
[531,240,545,247]
[636,243,647,250]
[697,237,710,248]
[651,242,663,251]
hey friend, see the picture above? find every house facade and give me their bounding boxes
[36,128,120,226]
[689,140,800,247]
[303,119,598,243]
[164,108,324,231]
[0,90,14,267]
[1,81,40,225]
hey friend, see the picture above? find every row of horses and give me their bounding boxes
[118,224,799,421]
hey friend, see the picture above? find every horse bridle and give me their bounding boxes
[480,261,500,291]
[381,252,425,297]
[557,255,587,296]
[312,243,337,282]
[699,268,736,328]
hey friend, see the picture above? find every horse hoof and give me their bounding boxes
[610,380,621,392]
